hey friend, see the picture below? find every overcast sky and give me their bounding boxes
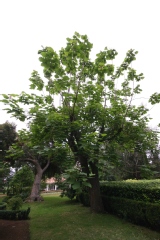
[0,0,160,130]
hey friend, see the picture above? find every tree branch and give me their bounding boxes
[42,158,50,173]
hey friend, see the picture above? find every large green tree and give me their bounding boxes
[0,32,155,212]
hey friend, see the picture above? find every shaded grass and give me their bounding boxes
[25,194,160,240]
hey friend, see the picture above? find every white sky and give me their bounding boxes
[0,0,160,130]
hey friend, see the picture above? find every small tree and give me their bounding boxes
[8,165,34,199]
[6,119,72,202]
[6,126,52,202]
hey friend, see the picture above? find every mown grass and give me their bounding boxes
[25,193,160,240]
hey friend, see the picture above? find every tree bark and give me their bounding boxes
[89,162,104,213]
[89,175,104,213]
[27,168,43,202]
[79,155,104,213]
[26,159,50,202]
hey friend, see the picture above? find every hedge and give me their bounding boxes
[102,196,160,231]
[0,207,30,220]
[77,188,160,231]
[100,181,160,203]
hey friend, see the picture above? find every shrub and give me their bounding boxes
[77,192,90,206]
[102,196,160,231]
[0,202,7,210]
[17,207,30,220]
[100,180,160,203]
[19,187,32,201]
[60,185,76,200]
[0,207,30,220]
[2,195,10,203]
[0,210,17,220]
[7,196,23,210]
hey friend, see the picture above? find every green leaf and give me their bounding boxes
[1,94,9,99]
[72,182,81,190]
[83,182,92,188]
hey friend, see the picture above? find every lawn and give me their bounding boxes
[26,193,160,240]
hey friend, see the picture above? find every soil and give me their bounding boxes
[0,219,30,240]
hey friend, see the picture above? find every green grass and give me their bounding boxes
[25,193,160,240]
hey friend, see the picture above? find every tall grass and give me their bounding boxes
[27,193,160,240]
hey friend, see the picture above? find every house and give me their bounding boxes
[45,178,58,191]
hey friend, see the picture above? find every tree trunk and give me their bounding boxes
[27,168,43,202]
[80,156,104,213]
[89,172,104,213]
[68,134,104,213]
[25,158,50,202]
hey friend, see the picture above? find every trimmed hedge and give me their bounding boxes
[100,181,160,203]
[77,183,160,231]
[102,196,160,231]
[0,207,30,220]
[100,179,160,188]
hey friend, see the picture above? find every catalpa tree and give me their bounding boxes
[1,32,153,212]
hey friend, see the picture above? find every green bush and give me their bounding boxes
[7,196,23,210]
[0,210,17,220]
[100,180,160,203]
[17,207,30,220]
[0,207,30,220]
[77,192,90,206]
[59,182,76,200]
[2,195,10,203]
[19,187,32,200]
[102,196,160,231]
[0,202,7,210]
[60,187,76,200]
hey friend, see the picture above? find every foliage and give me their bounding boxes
[149,92,160,127]
[76,190,90,206]
[1,195,10,203]
[58,167,92,200]
[11,165,34,187]
[0,122,17,192]
[98,127,159,181]
[0,202,7,210]
[100,179,160,203]
[102,196,160,231]
[5,123,74,183]
[60,185,76,200]
[1,32,159,211]
[4,125,69,201]
[7,165,34,199]
[17,207,30,220]
[7,196,23,210]
[149,93,160,105]
[0,207,30,220]
[0,121,17,158]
